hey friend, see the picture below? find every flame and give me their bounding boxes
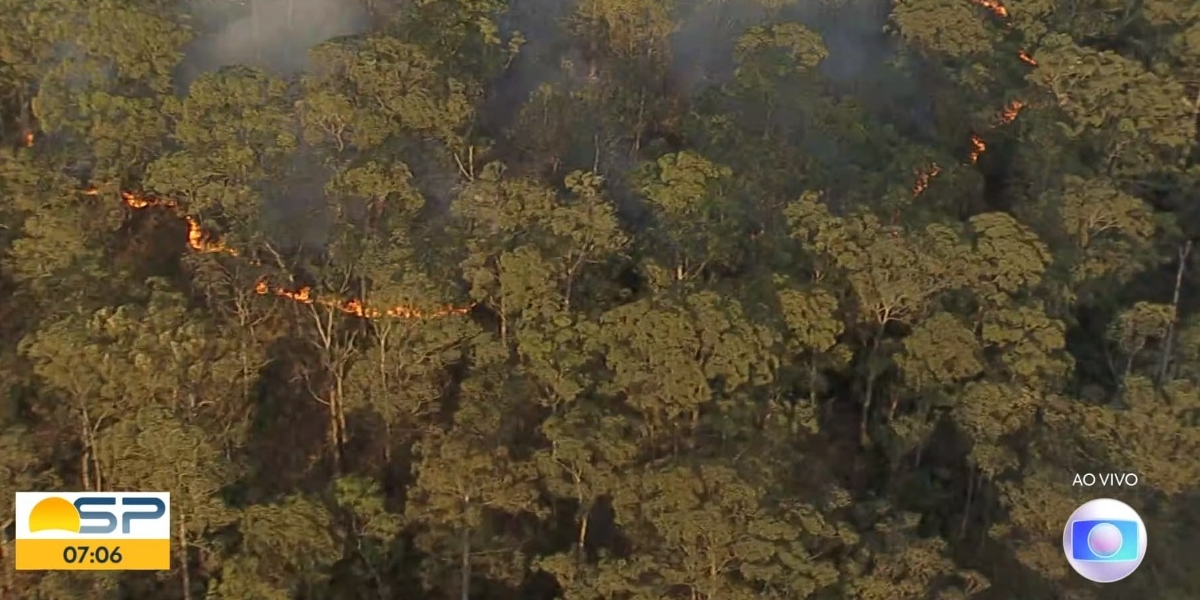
[121,190,176,210]
[22,131,33,147]
[997,99,1024,125]
[254,278,474,320]
[184,215,238,255]
[912,163,940,196]
[961,7,1031,165]
[909,1,1031,192]
[968,135,986,164]
[117,190,235,255]
[97,186,472,320]
[969,0,1007,18]
[966,102,1021,165]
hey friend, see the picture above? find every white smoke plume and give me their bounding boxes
[182,0,369,79]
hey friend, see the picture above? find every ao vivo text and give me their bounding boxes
[1071,473,1139,487]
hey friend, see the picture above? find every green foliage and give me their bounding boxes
[735,22,830,74]
[5,0,1200,598]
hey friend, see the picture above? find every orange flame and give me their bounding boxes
[997,99,1024,125]
[117,190,235,255]
[969,0,1007,18]
[99,187,472,320]
[912,164,940,196]
[184,215,238,255]
[254,278,474,319]
[968,135,986,164]
[121,190,176,210]
[22,131,33,147]
[901,0,1026,179]
[965,101,1021,163]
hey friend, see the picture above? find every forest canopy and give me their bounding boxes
[1,0,1199,598]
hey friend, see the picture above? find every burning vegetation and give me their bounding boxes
[911,0,1030,194]
[912,163,940,196]
[253,278,473,319]
[87,187,474,320]
[969,0,1007,18]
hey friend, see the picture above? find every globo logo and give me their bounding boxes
[1063,498,1147,583]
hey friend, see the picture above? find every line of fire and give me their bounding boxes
[76,187,474,320]
[911,0,1031,196]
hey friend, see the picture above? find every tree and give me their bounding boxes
[6,0,1200,597]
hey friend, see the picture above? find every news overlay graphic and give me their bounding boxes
[1062,498,1147,583]
[13,492,171,570]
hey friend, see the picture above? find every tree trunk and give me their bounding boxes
[575,483,590,560]
[1190,86,1200,165]
[861,372,875,445]
[79,406,99,491]
[499,296,508,346]
[328,391,344,475]
[960,468,975,539]
[79,432,90,491]
[334,373,347,472]
[1157,240,1192,386]
[809,358,817,406]
[577,510,589,559]
[179,510,192,600]
[17,88,30,145]
[860,331,882,445]
[1,532,12,597]
[459,504,471,600]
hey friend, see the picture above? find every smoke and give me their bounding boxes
[485,0,583,135]
[671,0,907,95]
[167,0,369,248]
[489,0,907,127]
[180,0,369,82]
[163,0,917,242]
[485,0,913,188]
[173,0,909,161]
[669,0,771,92]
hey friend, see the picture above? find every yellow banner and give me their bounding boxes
[15,539,170,570]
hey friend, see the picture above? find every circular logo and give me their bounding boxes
[1062,498,1147,582]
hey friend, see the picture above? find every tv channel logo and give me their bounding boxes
[1062,498,1147,582]
[13,492,171,570]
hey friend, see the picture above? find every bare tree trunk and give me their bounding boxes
[1158,240,1193,385]
[1,529,12,597]
[17,88,30,145]
[79,435,90,491]
[179,511,192,600]
[960,469,975,539]
[79,406,95,490]
[577,509,589,559]
[499,299,508,346]
[860,332,882,445]
[1191,86,1200,164]
[307,306,355,475]
[459,498,471,600]
[327,393,344,476]
[92,445,103,491]
[334,374,347,472]
[575,480,589,560]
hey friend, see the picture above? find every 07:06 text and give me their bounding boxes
[62,545,123,564]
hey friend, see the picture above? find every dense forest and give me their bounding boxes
[1,0,1199,597]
